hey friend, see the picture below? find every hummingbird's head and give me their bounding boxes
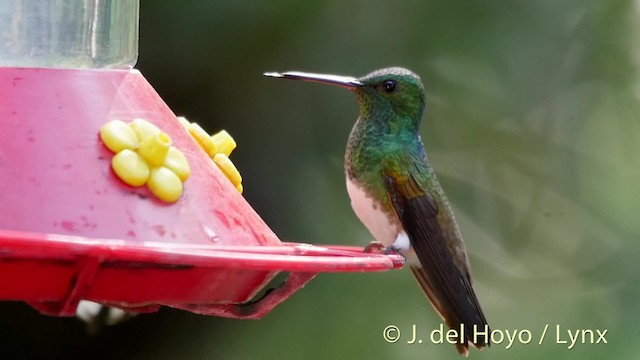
[264,67,426,126]
[356,67,426,125]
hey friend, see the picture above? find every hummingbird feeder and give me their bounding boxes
[0,1,403,319]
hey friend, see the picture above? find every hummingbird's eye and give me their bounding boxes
[381,80,397,93]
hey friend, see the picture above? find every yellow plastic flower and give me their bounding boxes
[179,116,243,194]
[100,119,191,203]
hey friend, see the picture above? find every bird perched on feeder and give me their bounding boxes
[265,67,489,355]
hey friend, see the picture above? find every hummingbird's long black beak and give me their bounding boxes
[264,71,363,89]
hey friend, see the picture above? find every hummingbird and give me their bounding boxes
[265,67,489,355]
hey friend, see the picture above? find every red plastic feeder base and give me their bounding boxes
[0,67,404,319]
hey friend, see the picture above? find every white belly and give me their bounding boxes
[346,178,401,247]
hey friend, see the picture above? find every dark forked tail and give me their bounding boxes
[410,265,489,356]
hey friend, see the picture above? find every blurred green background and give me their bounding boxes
[3,0,639,359]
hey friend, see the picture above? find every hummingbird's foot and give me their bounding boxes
[363,242,405,258]
[363,241,385,254]
[383,245,404,257]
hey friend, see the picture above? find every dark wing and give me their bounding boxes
[384,173,489,355]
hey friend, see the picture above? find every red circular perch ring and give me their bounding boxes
[0,67,404,319]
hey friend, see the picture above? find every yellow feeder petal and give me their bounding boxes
[188,122,217,155]
[138,132,171,167]
[213,153,242,186]
[148,167,183,203]
[235,183,243,194]
[111,149,150,187]
[164,146,191,181]
[177,116,191,129]
[100,120,139,153]
[211,130,237,157]
[130,118,161,142]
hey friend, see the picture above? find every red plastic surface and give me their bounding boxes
[0,67,404,318]
[1,67,273,247]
